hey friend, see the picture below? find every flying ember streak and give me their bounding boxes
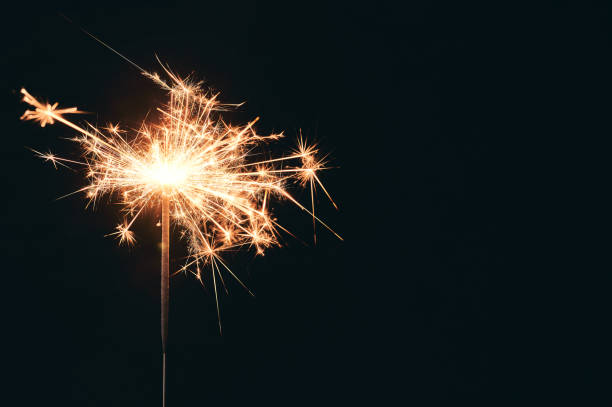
[20,64,341,309]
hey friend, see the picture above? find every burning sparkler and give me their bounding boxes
[20,61,340,406]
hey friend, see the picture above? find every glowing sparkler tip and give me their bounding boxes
[21,66,341,294]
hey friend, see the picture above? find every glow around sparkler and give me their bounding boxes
[20,64,341,291]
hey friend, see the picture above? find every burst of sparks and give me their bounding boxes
[20,65,341,305]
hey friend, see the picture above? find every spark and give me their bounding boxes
[20,91,84,127]
[109,221,136,246]
[20,66,341,308]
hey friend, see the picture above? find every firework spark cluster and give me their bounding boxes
[21,65,341,291]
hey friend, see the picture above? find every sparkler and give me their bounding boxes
[20,61,340,406]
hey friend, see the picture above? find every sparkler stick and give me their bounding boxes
[161,193,169,407]
[20,63,341,406]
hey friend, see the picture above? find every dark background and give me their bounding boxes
[0,2,500,405]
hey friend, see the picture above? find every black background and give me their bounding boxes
[0,2,503,405]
